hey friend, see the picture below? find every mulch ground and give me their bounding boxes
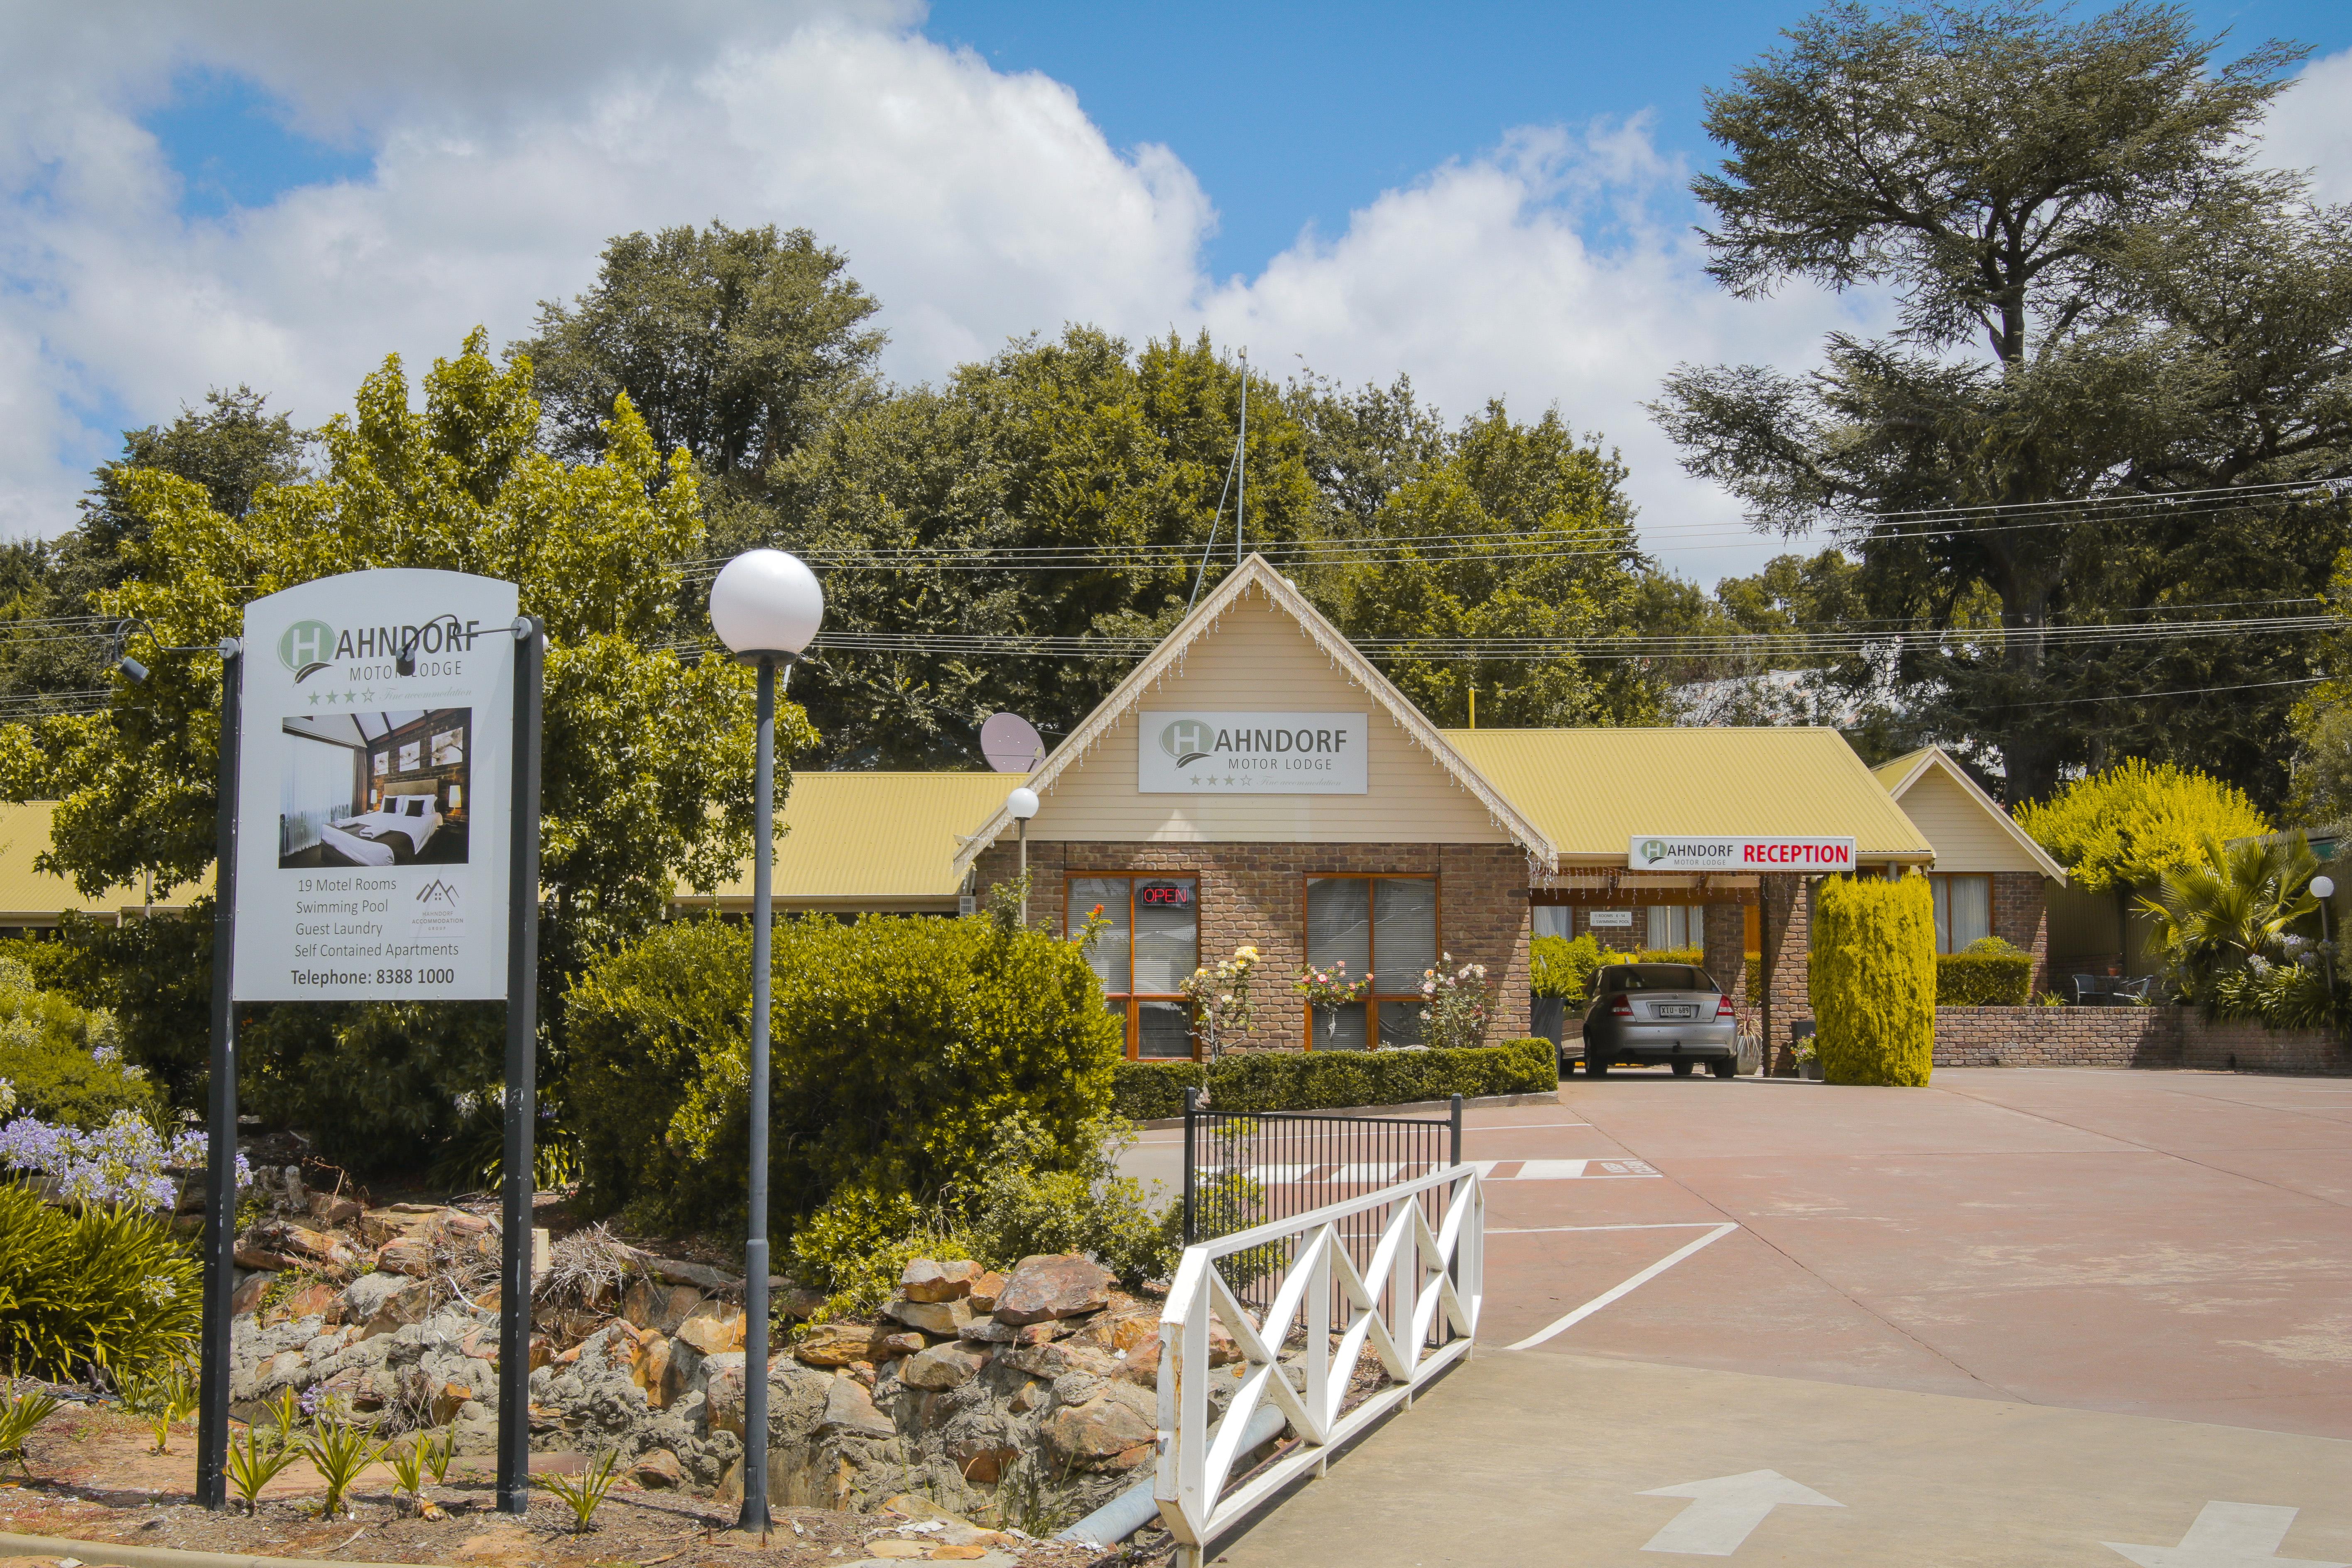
[0,1405,1161,1568]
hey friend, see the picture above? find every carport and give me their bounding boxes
[1446,729,1937,1072]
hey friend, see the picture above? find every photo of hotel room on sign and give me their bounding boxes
[278,708,470,868]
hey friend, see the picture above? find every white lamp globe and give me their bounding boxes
[2313,875,2336,900]
[1006,787,1040,821]
[709,549,823,658]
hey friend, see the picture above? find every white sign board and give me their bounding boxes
[1138,712,1369,794]
[1588,909,1634,928]
[233,569,518,1001]
[1629,835,1857,872]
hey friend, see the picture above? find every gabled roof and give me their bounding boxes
[677,772,1009,910]
[1444,727,1937,865]
[1872,746,2068,881]
[951,554,1557,874]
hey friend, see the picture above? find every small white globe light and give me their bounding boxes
[1006,787,1040,821]
[2313,875,2336,900]
[709,549,823,658]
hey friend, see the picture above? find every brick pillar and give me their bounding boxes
[1992,872,2051,997]
[1703,901,1749,1035]
[1758,876,1813,1075]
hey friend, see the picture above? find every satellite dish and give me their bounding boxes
[981,712,1044,774]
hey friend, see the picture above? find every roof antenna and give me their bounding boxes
[1235,348,1247,566]
[1186,351,1250,614]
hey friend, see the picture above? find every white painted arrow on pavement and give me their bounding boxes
[2105,1502,2347,1567]
[1638,1470,1844,1555]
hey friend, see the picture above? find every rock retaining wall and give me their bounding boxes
[1933,1005,2346,1073]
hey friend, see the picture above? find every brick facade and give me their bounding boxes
[1703,902,1750,1035]
[1933,1006,2347,1073]
[970,839,1533,1055]
[1757,876,1814,1074]
[1991,871,2051,995]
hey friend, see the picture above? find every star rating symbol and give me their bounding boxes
[308,693,320,707]
[1189,776,1199,786]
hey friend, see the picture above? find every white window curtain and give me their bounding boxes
[1936,875,1992,952]
[280,735,358,855]
[1646,905,1698,948]
[1533,905,1572,940]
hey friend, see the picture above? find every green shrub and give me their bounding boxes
[566,912,1122,1239]
[1531,934,1605,1000]
[0,1179,201,1379]
[1110,1039,1556,1119]
[953,1115,1176,1286]
[1638,946,1704,967]
[1936,939,2033,1006]
[0,957,154,1130]
[1809,875,1936,1086]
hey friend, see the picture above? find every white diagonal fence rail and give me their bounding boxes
[1154,1163,1485,1564]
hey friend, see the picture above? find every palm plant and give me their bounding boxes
[121,1359,198,1455]
[224,1420,303,1513]
[384,1430,431,1514]
[300,1415,385,1519]
[534,1448,621,1532]
[0,1389,60,1478]
[419,1423,454,1485]
[2139,832,2321,1001]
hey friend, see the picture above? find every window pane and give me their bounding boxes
[1132,877,1198,993]
[1376,1001,1425,1049]
[1136,999,1194,1059]
[1071,877,1130,991]
[1372,877,1437,994]
[1532,905,1571,940]
[1931,877,1951,954]
[1104,996,1129,1054]
[1311,1001,1368,1051]
[1646,905,1672,948]
[1949,875,1991,949]
[1306,878,1371,980]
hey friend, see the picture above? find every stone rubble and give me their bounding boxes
[224,1209,1262,1529]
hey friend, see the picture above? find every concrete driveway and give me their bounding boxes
[1138,1067,2352,1565]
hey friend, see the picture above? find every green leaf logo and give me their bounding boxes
[1161,719,1212,767]
[1642,838,1669,863]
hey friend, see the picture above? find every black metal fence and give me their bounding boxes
[1181,1088,1464,1314]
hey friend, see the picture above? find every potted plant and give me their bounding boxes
[1791,1022,1823,1079]
[1294,961,1372,1051]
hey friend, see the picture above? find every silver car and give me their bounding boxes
[1578,963,1737,1077]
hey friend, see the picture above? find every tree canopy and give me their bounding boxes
[1655,1,2352,805]
[2011,756,2270,891]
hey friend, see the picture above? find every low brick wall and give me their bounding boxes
[1933,1005,2348,1073]
[1933,1006,2180,1068]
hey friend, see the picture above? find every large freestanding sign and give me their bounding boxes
[1138,711,1369,794]
[201,567,543,1520]
[232,571,518,1000]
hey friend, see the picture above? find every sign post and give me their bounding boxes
[198,569,538,1509]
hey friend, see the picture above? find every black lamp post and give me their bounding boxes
[706,549,823,1534]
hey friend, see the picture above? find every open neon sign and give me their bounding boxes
[1138,884,1193,906]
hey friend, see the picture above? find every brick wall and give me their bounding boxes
[1703,902,1750,1035]
[970,839,1531,1053]
[1992,872,2051,995]
[1757,876,1813,1073]
[1934,1005,2347,1073]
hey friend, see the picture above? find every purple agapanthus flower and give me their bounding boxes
[1,1111,251,1210]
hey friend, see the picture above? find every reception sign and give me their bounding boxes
[232,570,518,1000]
[1139,711,1369,794]
[1630,835,1857,872]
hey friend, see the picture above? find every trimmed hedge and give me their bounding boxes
[1936,951,2032,1006]
[1112,1039,1557,1120]
[1809,875,1935,1086]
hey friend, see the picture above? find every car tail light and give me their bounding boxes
[1716,995,1735,1019]
[1611,995,1633,1017]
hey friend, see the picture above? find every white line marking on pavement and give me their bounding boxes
[1490,1222,1730,1235]
[1472,1158,1662,1180]
[2104,1502,2347,1567]
[1505,1223,1740,1349]
[1468,1121,1594,1129]
[1637,1470,1843,1555]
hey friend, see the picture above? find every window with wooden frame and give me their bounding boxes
[1303,875,1438,1049]
[1068,874,1199,1060]
[1928,873,1992,953]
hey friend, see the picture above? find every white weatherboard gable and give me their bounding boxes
[951,555,1555,870]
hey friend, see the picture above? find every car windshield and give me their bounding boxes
[1597,964,1714,994]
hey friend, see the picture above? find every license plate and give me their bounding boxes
[1657,1005,1697,1019]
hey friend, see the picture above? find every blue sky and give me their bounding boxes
[5,0,2348,580]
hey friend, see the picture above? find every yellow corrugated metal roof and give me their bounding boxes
[0,802,166,918]
[1871,747,1936,793]
[686,772,1011,907]
[1441,728,1936,863]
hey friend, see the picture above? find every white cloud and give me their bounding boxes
[2259,47,2352,205]
[0,4,1875,587]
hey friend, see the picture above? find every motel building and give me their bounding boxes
[0,555,2063,1070]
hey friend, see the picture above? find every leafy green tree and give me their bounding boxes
[1654,2,2352,804]
[2012,757,2269,892]
[2139,831,2318,1002]
[0,331,789,1164]
[515,222,884,495]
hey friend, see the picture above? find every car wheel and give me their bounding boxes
[1671,1059,1694,1076]
[1709,1057,1736,1078]
[1585,1052,1611,1077]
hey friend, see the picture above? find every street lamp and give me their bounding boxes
[1006,786,1039,883]
[2313,875,2338,1042]
[707,548,823,1535]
